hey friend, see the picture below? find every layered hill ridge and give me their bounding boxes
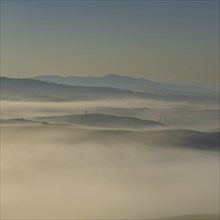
[2,119,218,151]
[0,76,139,101]
[31,73,218,96]
[35,113,164,128]
[1,76,218,103]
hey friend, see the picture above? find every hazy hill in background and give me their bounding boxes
[31,74,218,96]
[0,76,139,101]
[0,76,218,103]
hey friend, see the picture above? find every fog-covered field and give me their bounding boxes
[1,99,219,219]
[1,99,219,130]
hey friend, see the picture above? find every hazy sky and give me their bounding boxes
[1,0,219,84]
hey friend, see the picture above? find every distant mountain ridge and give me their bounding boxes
[30,74,218,96]
[1,76,218,103]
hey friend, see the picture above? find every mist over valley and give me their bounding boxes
[1,75,219,219]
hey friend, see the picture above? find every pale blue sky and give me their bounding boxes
[1,0,219,84]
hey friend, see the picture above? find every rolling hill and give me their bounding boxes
[86,128,219,151]
[34,113,164,128]
[2,122,218,151]
[0,118,40,125]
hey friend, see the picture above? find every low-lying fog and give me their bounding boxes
[1,99,219,130]
[1,99,219,219]
[1,125,219,219]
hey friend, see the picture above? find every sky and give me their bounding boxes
[0,0,219,84]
